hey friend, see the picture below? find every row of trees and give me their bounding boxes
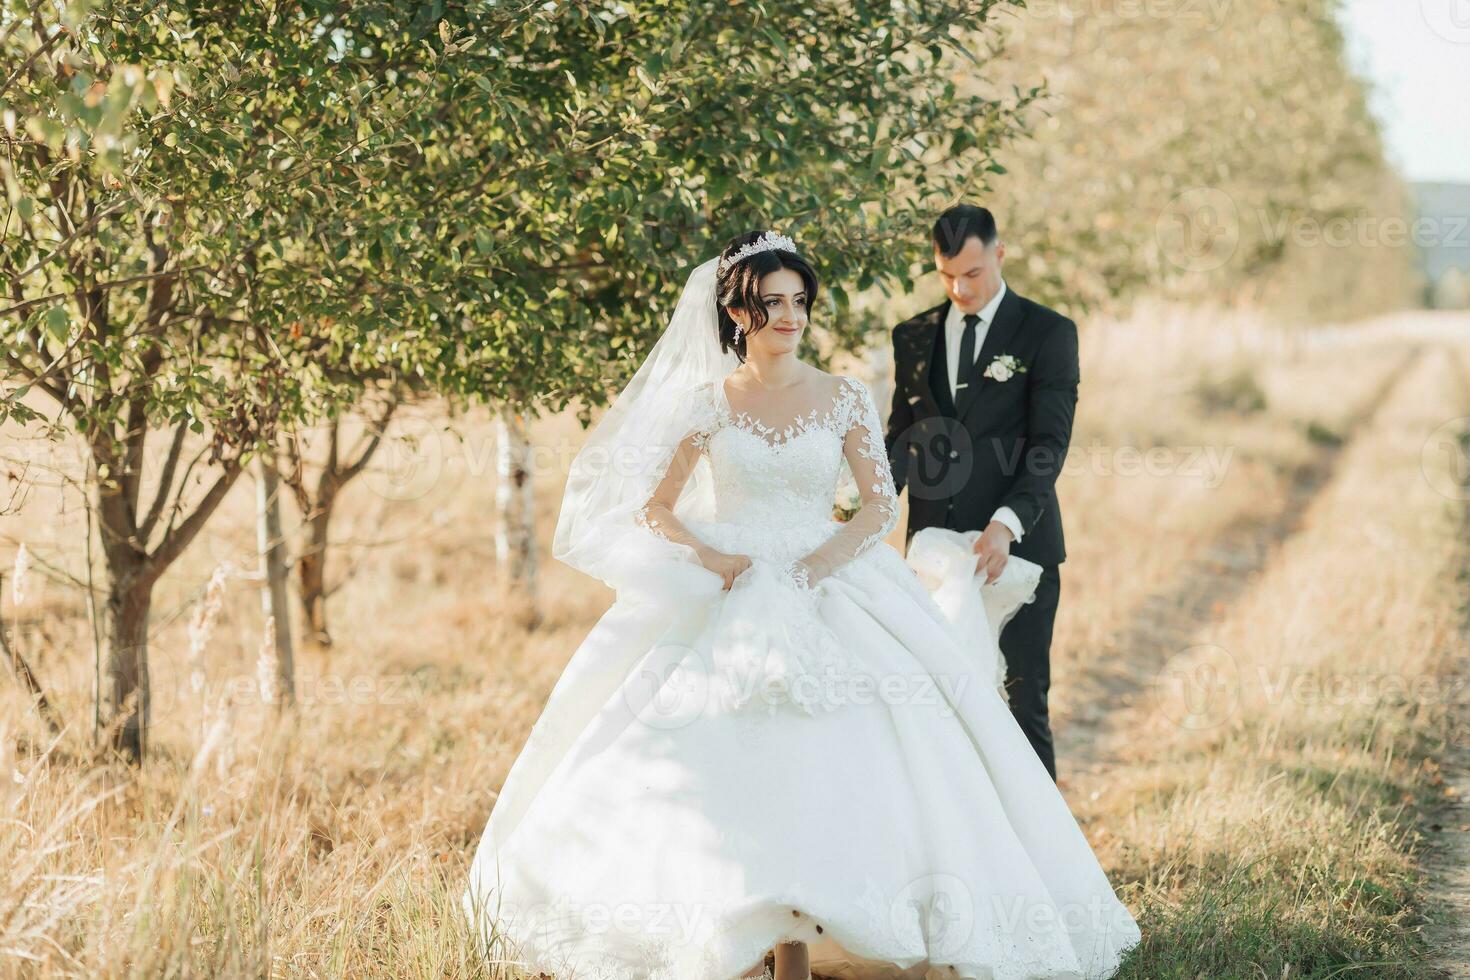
[2,0,1039,762]
[971,0,1421,319]
[2,0,1422,765]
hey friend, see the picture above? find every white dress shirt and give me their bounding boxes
[942,279,1025,544]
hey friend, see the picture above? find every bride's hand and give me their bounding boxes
[700,549,752,590]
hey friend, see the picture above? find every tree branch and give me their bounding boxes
[338,392,399,484]
[145,461,246,578]
[138,421,186,542]
[4,352,74,412]
[0,16,64,102]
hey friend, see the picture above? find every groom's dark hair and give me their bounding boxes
[932,204,999,258]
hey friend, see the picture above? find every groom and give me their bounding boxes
[884,204,1079,783]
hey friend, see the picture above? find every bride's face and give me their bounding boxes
[730,267,809,357]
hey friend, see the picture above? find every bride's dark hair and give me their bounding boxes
[715,230,819,363]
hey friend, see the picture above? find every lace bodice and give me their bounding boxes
[636,374,900,585]
[701,375,861,526]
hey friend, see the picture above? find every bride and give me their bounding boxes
[462,231,1142,979]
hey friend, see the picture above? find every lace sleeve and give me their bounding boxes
[794,377,899,585]
[633,383,719,565]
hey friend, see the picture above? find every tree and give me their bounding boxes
[386,0,1042,414]
[3,0,1037,761]
[275,385,399,649]
[1,0,476,760]
[970,0,1419,320]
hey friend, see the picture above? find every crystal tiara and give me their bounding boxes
[718,231,798,273]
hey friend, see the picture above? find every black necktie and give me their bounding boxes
[955,313,980,403]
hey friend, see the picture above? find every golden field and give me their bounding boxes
[2,307,1468,978]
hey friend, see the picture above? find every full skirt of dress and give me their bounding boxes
[462,517,1142,980]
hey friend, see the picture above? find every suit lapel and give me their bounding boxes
[903,300,948,417]
[958,287,1025,426]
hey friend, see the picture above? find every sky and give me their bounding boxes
[1337,0,1470,185]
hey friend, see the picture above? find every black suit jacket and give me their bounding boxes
[884,287,1078,566]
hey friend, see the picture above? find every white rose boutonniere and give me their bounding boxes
[983,353,1027,383]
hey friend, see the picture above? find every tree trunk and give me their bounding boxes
[295,481,337,648]
[495,407,538,604]
[92,444,244,765]
[256,458,295,705]
[104,563,153,762]
[282,397,397,650]
[867,342,894,427]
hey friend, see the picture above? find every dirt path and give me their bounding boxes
[1051,345,1422,782]
[1420,648,1470,978]
[1043,336,1470,975]
[1419,349,1470,979]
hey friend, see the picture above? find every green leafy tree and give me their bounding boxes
[396,1,1041,415]
[1,0,484,760]
[3,0,1035,762]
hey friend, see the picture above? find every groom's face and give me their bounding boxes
[935,235,1005,314]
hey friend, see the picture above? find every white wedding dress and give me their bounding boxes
[462,374,1142,980]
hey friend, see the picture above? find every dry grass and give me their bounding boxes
[1065,325,1470,976]
[1,306,1467,977]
